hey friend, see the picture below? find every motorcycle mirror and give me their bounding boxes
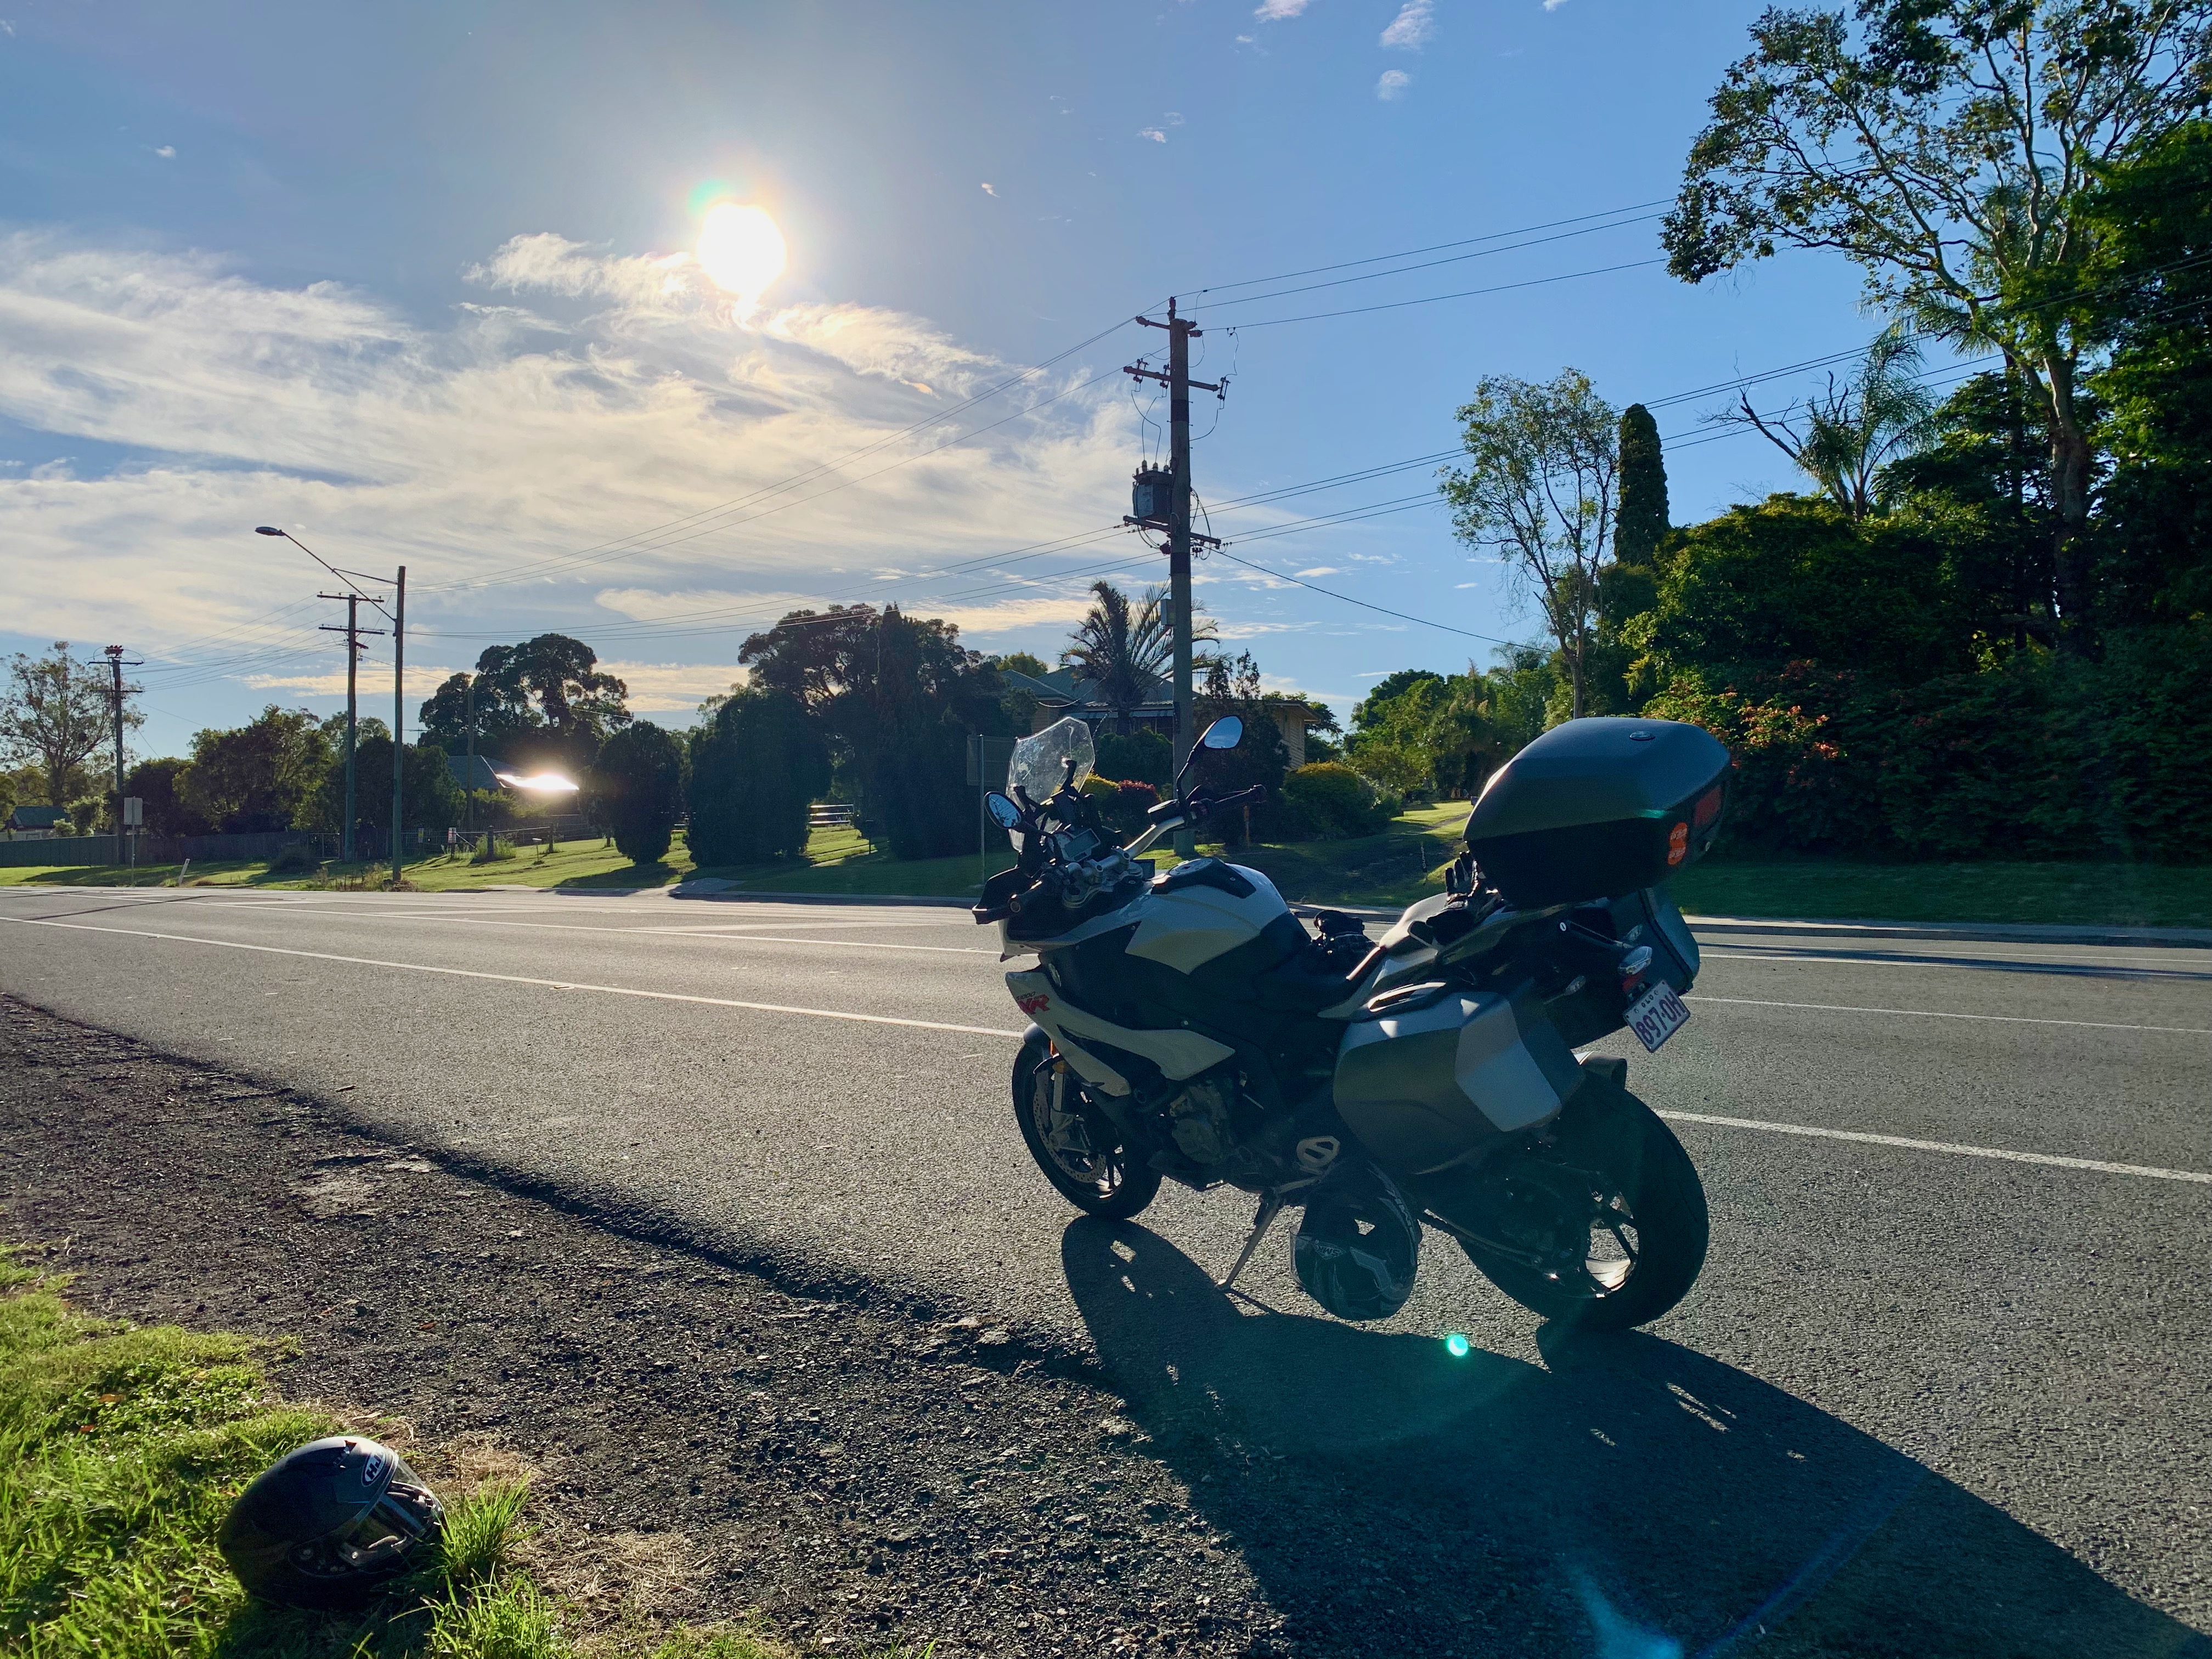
[1200,715,1243,750]
[984,791,1024,830]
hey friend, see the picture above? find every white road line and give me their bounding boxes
[1684,992,2209,1036]
[1658,1110,2211,1185]
[1701,947,2211,975]
[13,913,2205,1185]
[2,916,1024,1040]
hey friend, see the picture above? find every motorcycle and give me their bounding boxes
[973,712,1730,1331]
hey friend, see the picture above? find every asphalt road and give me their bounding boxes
[3,882,2208,1652]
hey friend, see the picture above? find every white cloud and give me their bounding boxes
[1253,0,1310,18]
[980,182,997,196]
[597,661,749,714]
[1376,69,1412,99]
[1542,0,1570,10]
[1379,0,1434,49]
[1138,127,1168,143]
[154,145,177,160]
[1294,566,1341,578]
[0,229,1141,693]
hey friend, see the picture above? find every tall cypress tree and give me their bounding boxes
[1615,403,1668,566]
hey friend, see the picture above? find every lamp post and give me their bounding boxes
[257,527,407,884]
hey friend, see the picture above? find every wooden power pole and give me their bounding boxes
[1128,299,1223,857]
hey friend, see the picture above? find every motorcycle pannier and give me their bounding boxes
[1466,718,1730,907]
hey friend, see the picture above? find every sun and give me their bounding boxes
[696,202,786,312]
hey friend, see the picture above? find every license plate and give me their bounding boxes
[1624,981,1691,1053]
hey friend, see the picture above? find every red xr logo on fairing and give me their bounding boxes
[1015,992,1051,1016]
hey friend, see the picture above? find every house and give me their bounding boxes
[445,754,504,792]
[3,804,69,841]
[1002,666,1326,768]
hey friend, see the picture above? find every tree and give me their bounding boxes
[1631,495,1978,692]
[1615,403,1671,564]
[591,722,686,866]
[312,736,462,836]
[1193,652,1293,845]
[1060,582,1173,735]
[1878,369,2060,644]
[119,758,208,838]
[1719,326,1940,517]
[420,634,631,771]
[2073,119,2212,622]
[740,604,1010,860]
[1441,370,1620,718]
[178,707,334,833]
[688,686,830,865]
[0,643,121,806]
[1663,0,2212,644]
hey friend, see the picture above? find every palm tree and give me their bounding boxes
[1721,326,1939,518]
[1061,582,1172,735]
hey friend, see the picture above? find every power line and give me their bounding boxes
[1231,258,1666,331]
[1186,211,1665,315]
[1182,198,1673,299]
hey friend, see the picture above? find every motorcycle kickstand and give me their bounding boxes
[1218,1192,1285,1292]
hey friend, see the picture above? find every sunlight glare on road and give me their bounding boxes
[696,202,786,315]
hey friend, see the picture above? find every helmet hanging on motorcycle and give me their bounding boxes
[218,1435,444,1609]
[1294,1161,1421,1322]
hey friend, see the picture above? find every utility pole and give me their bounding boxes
[100,645,142,867]
[1128,299,1223,857]
[464,675,477,834]
[392,565,406,888]
[319,592,385,864]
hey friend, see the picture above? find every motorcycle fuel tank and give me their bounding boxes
[1124,859,1295,974]
[1333,984,1583,1174]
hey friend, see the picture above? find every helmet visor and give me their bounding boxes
[327,1478,442,1569]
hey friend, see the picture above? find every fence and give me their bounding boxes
[0,830,351,870]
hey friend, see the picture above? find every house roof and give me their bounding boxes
[1003,665,1173,714]
[7,805,66,830]
[447,754,503,791]
[1005,664,1327,729]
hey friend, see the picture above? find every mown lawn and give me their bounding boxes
[9,806,2210,927]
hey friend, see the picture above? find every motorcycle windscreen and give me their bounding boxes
[1006,719,1096,844]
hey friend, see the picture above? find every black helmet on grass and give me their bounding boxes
[219,1435,444,1609]
[1294,1160,1420,1322]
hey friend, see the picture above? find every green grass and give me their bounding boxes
[10,804,2209,927]
[0,1248,804,1659]
[1669,855,2212,929]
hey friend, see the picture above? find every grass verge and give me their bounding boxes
[0,1246,802,1659]
[9,804,2210,927]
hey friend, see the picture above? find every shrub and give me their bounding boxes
[1079,776,1161,837]
[1095,729,1173,788]
[1281,763,1401,840]
[1642,623,2212,861]
[590,722,686,866]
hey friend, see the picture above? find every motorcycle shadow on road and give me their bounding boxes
[1062,1218,2208,1659]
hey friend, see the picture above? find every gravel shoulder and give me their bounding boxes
[3,994,2204,1659]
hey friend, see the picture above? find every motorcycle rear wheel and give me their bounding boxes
[1449,1079,1708,1332]
[1012,1036,1161,1220]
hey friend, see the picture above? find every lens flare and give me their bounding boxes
[1443,1333,1471,1358]
[696,203,786,312]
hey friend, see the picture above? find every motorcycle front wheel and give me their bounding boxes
[1011,1035,1161,1221]
[1446,1077,1708,1332]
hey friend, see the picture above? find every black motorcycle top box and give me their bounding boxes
[1466,717,1730,907]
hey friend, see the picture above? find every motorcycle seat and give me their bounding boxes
[1251,934,1379,1014]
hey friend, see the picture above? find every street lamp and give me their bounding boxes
[256,527,408,888]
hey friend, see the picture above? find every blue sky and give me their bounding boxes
[0,0,1888,760]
